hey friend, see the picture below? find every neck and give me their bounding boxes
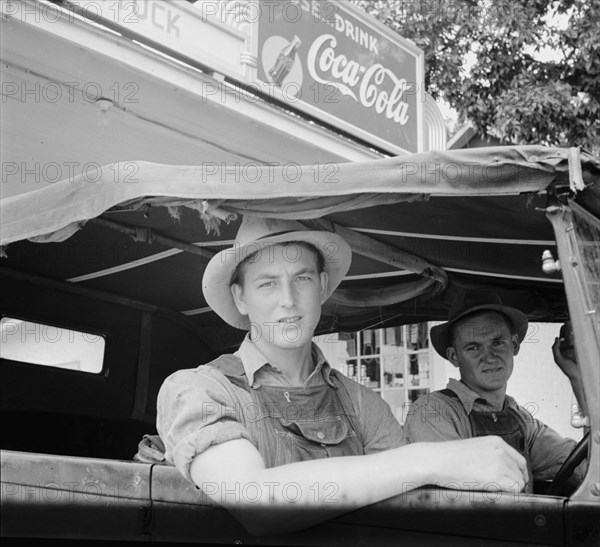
[461,379,506,411]
[485,392,506,411]
[253,340,315,386]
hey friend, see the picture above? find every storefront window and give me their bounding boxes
[315,324,434,424]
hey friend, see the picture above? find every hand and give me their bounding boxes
[432,436,528,493]
[552,337,579,380]
[552,333,587,418]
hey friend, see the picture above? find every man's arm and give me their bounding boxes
[522,408,585,483]
[190,436,528,536]
[551,337,589,420]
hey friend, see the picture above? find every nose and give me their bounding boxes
[279,280,297,307]
[482,344,499,362]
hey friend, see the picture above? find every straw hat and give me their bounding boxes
[202,216,352,329]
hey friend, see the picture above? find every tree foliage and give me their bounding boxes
[355,0,599,152]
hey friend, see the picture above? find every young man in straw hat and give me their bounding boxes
[157,218,528,535]
[403,291,587,492]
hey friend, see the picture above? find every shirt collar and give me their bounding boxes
[446,378,518,414]
[234,334,335,388]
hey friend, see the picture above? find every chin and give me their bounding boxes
[273,331,310,350]
[270,340,307,352]
[483,379,506,390]
[284,323,314,344]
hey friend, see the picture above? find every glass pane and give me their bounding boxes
[408,352,430,387]
[382,354,404,387]
[383,326,404,347]
[572,203,600,338]
[381,388,408,424]
[417,323,429,349]
[0,317,105,373]
[418,353,430,383]
[345,358,358,381]
[359,356,380,388]
[408,388,428,404]
[345,332,358,357]
[360,329,380,357]
[407,323,429,350]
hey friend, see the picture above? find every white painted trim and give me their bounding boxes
[351,227,556,246]
[67,249,183,282]
[181,306,213,316]
[345,271,413,281]
[445,268,563,283]
[67,240,235,282]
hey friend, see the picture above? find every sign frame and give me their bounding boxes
[252,1,425,155]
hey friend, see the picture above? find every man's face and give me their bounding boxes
[446,311,520,397]
[231,243,328,350]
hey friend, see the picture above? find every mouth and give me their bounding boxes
[278,316,301,324]
[482,367,503,374]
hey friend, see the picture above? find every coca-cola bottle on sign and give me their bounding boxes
[268,35,301,87]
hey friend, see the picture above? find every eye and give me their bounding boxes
[296,271,318,282]
[493,339,506,346]
[258,281,275,289]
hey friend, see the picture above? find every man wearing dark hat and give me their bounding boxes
[403,291,586,492]
[157,218,528,535]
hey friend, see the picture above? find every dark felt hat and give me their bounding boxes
[430,291,529,358]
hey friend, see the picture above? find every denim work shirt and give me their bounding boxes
[402,378,580,482]
[157,336,404,483]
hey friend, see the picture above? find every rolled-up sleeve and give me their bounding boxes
[157,366,255,483]
[519,406,579,481]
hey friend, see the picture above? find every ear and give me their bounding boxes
[230,283,248,315]
[511,333,521,356]
[446,346,460,368]
[319,271,329,303]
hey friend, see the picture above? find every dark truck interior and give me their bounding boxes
[1,269,214,461]
[0,176,584,462]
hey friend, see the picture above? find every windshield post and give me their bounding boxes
[545,201,600,502]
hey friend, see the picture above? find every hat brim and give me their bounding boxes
[430,304,529,358]
[202,230,352,329]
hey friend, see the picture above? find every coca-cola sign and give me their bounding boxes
[257,0,423,154]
